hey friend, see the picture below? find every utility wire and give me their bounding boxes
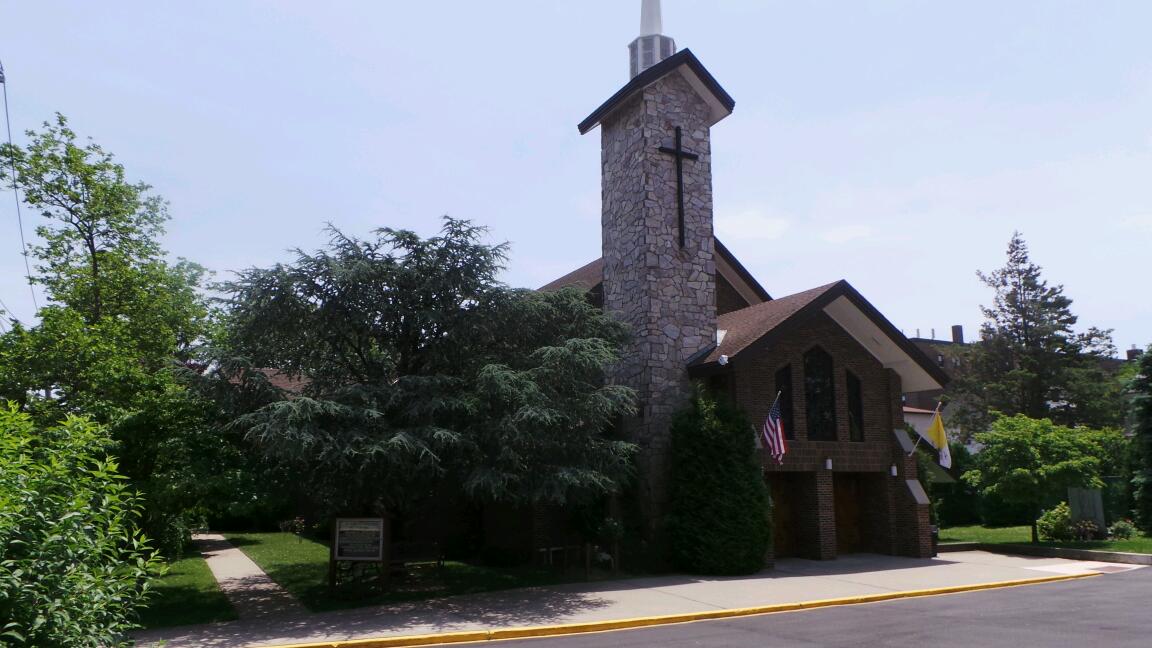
[0,294,13,331]
[0,58,39,313]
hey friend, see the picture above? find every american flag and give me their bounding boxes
[762,396,786,464]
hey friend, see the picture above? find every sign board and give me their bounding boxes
[334,518,384,562]
[1068,488,1106,529]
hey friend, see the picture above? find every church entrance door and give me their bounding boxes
[834,473,864,554]
[767,473,803,558]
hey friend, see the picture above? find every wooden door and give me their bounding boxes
[834,474,862,554]
[770,474,797,558]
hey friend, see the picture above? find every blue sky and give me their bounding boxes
[1,0,1149,352]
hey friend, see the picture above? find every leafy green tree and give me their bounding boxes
[0,115,237,554]
[666,392,770,575]
[0,404,162,647]
[217,219,636,523]
[963,414,1122,542]
[1130,348,1152,532]
[951,233,1121,430]
[0,114,209,418]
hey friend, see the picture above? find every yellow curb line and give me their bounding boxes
[267,572,1099,648]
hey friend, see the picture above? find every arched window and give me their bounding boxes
[804,347,837,441]
[847,371,864,442]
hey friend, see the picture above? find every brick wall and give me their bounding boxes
[717,273,750,315]
[734,311,932,559]
[734,311,897,473]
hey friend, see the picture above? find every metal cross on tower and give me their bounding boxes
[659,127,699,248]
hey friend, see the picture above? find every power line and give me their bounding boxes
[0,58,39,312]
[0,294,14,331]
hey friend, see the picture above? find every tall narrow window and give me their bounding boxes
[804,347,837,441]
[847,371,864,442]
[774,365,795,440]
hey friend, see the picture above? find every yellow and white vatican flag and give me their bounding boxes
[925,409,952,469]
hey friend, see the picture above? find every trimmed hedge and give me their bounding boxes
[666,393,771,575]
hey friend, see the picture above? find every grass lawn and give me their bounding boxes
[1037,536,1152,554]
[939,525,1031,544]
[940,525,1152,554]
[138,555,237,629]
[225,532,576,612]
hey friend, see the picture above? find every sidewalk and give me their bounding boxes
[133,551,1142,648]
[194,534,307,619]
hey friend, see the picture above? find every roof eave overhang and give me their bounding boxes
[688,281,950,391]
[578,49,735,135]
[821,286,951,392]
[715,239,771,303]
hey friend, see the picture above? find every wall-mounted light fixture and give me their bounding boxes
[890,464,899,477]
[824,457,833,471]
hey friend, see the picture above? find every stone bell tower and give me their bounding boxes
[578,0,735,544]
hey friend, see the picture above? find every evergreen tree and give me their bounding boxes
[666,392,770,575]
[1130,348,1152,532]
[952,232,1120,430]
[217,219,637,521]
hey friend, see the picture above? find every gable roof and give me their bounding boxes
[578,49,736,135]
[692,280,950,392]
[539,258,603,293]
[538,239,771,303]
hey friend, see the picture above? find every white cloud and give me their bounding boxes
[821,224,873,244]
[716,210,791,241]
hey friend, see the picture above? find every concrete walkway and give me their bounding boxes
[133,551,1143,648]
[194,533,307,619]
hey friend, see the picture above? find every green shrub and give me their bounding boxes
[0,404,163,647]
[1037,502,1073,542]
[1108,519,1136,540]
[666,393,770,575]
[1071,519,1102,542]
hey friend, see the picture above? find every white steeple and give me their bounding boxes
[640,0,663,35]
[630,0,676,78]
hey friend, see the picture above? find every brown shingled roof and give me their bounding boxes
[698,282,842,365]
[227,368,308,394]
[538,240,771,302]
[539,258,602,292]
[691,280,951,391]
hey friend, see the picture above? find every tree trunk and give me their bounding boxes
[86,238,102,322]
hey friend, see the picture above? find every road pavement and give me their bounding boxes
[132,551,1143,648]
[497,567,1152,648]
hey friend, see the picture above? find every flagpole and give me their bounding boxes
[907,401,942,457]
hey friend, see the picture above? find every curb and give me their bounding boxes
[267,572,1098,648]
[977,543,1152,566]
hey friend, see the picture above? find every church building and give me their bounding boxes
[542,0,949,562]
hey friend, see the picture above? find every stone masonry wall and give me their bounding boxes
[600,69,718,539]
